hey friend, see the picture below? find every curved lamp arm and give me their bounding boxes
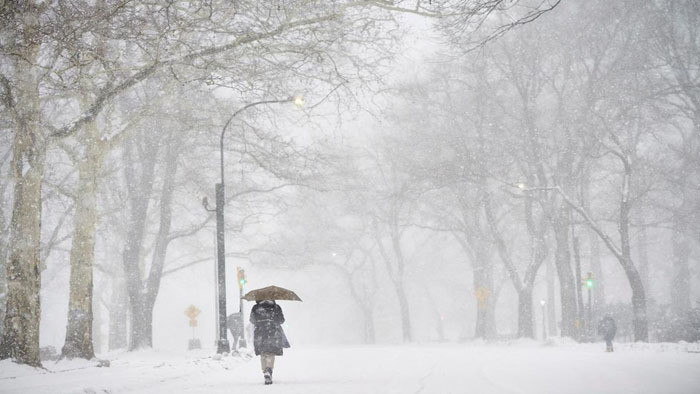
[219,96,303,185]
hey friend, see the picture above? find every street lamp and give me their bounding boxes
[203,95,304,354]
[293,95,305,108]
[540,299,547,340]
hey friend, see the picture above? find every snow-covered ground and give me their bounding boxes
[1,340,699,394]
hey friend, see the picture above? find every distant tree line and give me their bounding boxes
[0,0,559,367]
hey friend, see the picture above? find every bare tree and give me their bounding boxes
[647,0,700,316]
[254,187,382,344]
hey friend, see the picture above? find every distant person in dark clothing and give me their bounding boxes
[227,312,244,351]
[598,315,617,352]
[250,300,290,385]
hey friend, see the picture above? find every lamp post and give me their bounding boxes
[585,272,594,341]
[540,299,547,340]
[203,96,304,354]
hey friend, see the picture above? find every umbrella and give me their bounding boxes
[242,285,302,301]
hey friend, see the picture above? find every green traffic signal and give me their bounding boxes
[236,267,246,287]
[585,279,594,288]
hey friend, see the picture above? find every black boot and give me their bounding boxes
[264,368,273,385]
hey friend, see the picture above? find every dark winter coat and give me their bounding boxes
[597,316,617,340]
[250,301,290,356]
[227,312,243,337]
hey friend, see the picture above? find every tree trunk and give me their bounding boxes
[0,27,44,366]
[671,215,691,315]
[0,216,7,339]
[453,227,497,340]
[619,171,648,341]
[61,129,102,359]
[362,306,375,344]
[122,138,158,351]
[92,295,102,355]
[376,219,412,343]
[473,252,496,340]
[560,192,648,341]
[108,274,128,351]
[394,281,412,342]
[588,229,605,312]
[517,287,534,338]
[0,159,10,338]
[572,235,585,339]
[129,297,154,349]
[136,133,180,348]
[520,238,547,339]
[545,257,557,336]
[424,287,445,341]
[336,265,376,345]
[581,169,605,313]
[0,139,44,366]
[484,195,544,339]
[389,224,412,343]
[637,226,650,298]
[552,205,577,339]
[622,261,648,342]
[124,249,146,350]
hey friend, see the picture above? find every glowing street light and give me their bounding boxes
[293,95,305,109]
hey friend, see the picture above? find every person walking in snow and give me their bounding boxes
[597,315,617,352]
[226,312,244,351]
[250,300,290,385]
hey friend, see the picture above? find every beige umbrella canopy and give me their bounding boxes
[242,285,302,301]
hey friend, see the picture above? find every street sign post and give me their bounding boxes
[184,305,202,350]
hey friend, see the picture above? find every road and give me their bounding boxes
[1,342,699,393]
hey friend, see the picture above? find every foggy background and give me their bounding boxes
[1,0,698,359]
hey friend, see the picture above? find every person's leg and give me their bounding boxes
[262,354,274,384]
[268,354,275,371]
[260,354,267,371]
[605,338,613,352]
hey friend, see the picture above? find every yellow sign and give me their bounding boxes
[184,305,201,327]
[184,305,201,319]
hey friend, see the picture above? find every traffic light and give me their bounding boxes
[237,267,247,288]
[585,272,594,288]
